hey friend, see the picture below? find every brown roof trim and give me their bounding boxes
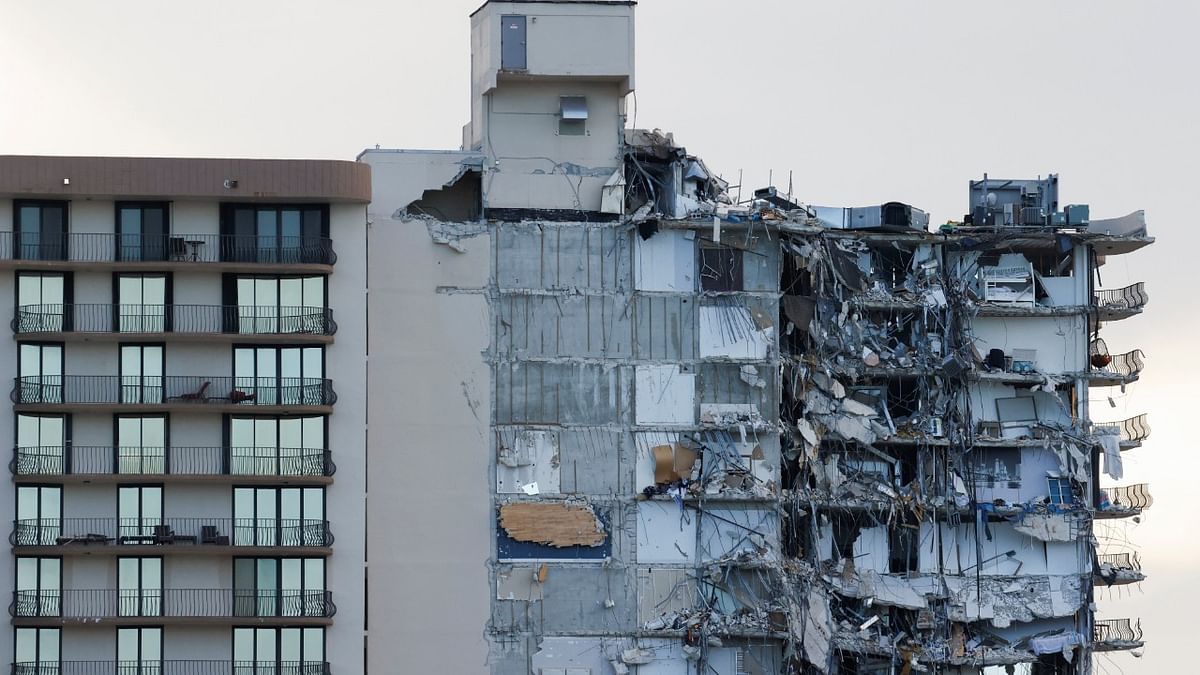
[0,155,371,203]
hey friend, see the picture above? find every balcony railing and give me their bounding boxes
[1089,338,1145,383]
[1094,282,1149,312]
[1100,483,1154,510]
[1095,414,1151,444]
[11,376,337,408]
[1097,552,1141,571]
[0,232,336,266]
[1094,618,1143,645]
[11,661,331,675]
[12,446,335,478]
[14,305,336,337]
[10,588,335,620]
[11,518,333,548]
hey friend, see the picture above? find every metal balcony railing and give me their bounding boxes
[13,305,336,337]
[1101,483,1154,510]
[1089,338,1145,380]
[1094,414,1151,443]
[11,376,337,407]
[1094,282,1149,312]
[10,588,335,619]
[0,232,336,266]
[1097,552,1141,571]
[11,518,333,548]
[11,446,335,478]
[1094,618,1143,644]
[11,661,332,675]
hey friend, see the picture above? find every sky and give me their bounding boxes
[1,0,1194,671]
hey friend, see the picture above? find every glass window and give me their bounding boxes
[120,345,164,404]
[18,343,63,404]
[234,627,324,671]
[220,205,329,264]
[117,626,162,673]
[118,485,163,544]
[117,202,169,262]
[233,276,326,334]
[117,416,167,475]
[15,627,59,673]
[14,201,67,261]
[117,275,169,333]
[230,416,326,476]
[233,487,325,547]
[1048,478,1074,505]
[15,486,61,546]
[16,273,68,333]
[15,414,66,476]
[15,557,61,617]
[118,557,162,616]
[233,346,324,406]
[234,557,325,617]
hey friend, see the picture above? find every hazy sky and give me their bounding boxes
[1,1,1193,671]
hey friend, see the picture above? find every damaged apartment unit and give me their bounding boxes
[0,156,368,674]
[363,1,1155,674]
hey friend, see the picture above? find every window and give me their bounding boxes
[229,416,326,476]
[14,201,67,261]
[117,415,167,475]
[1048,477,1074,505]
[14,557,61,617]
[117,627,162,674]
[18,343,63,404]
[234,627,324,673]
[116,202,169,262]
[15,627,59,674]
[118,485,163,544]
[234,487,325,547]
[15,414,67,475]
[234,558,325,616]
[118,557,162,616]
[16,486,61,546]
[700,243,744,292]
[116,274,170,333]
[233,346,324,405]
[16,273,70,333]
[220,204,329,264]
[228,275,327,335]
[120,344,164,404]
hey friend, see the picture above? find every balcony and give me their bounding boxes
[1094,282,1148,321]
[1093,618,1144,652]
[0,233,336,270]
[1095,413,1150,450]
[11,518,333,553]
[1096,552,1145,586]
[11,376,337,413]
[14,304,336,342]
[12,662,331,675]
[12,446,335,484]
[10,588,335,625]
[1096,483,1153,519]
[1088,338,1144,386]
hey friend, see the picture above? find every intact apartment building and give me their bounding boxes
[0,157,368,674]
[363,1,1154,674]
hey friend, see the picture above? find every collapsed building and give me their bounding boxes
[361,1,1154,673]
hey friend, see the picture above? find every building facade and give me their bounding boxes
[0,3,1155,675]
[362,2,1153,674]
[0,156,369,674]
